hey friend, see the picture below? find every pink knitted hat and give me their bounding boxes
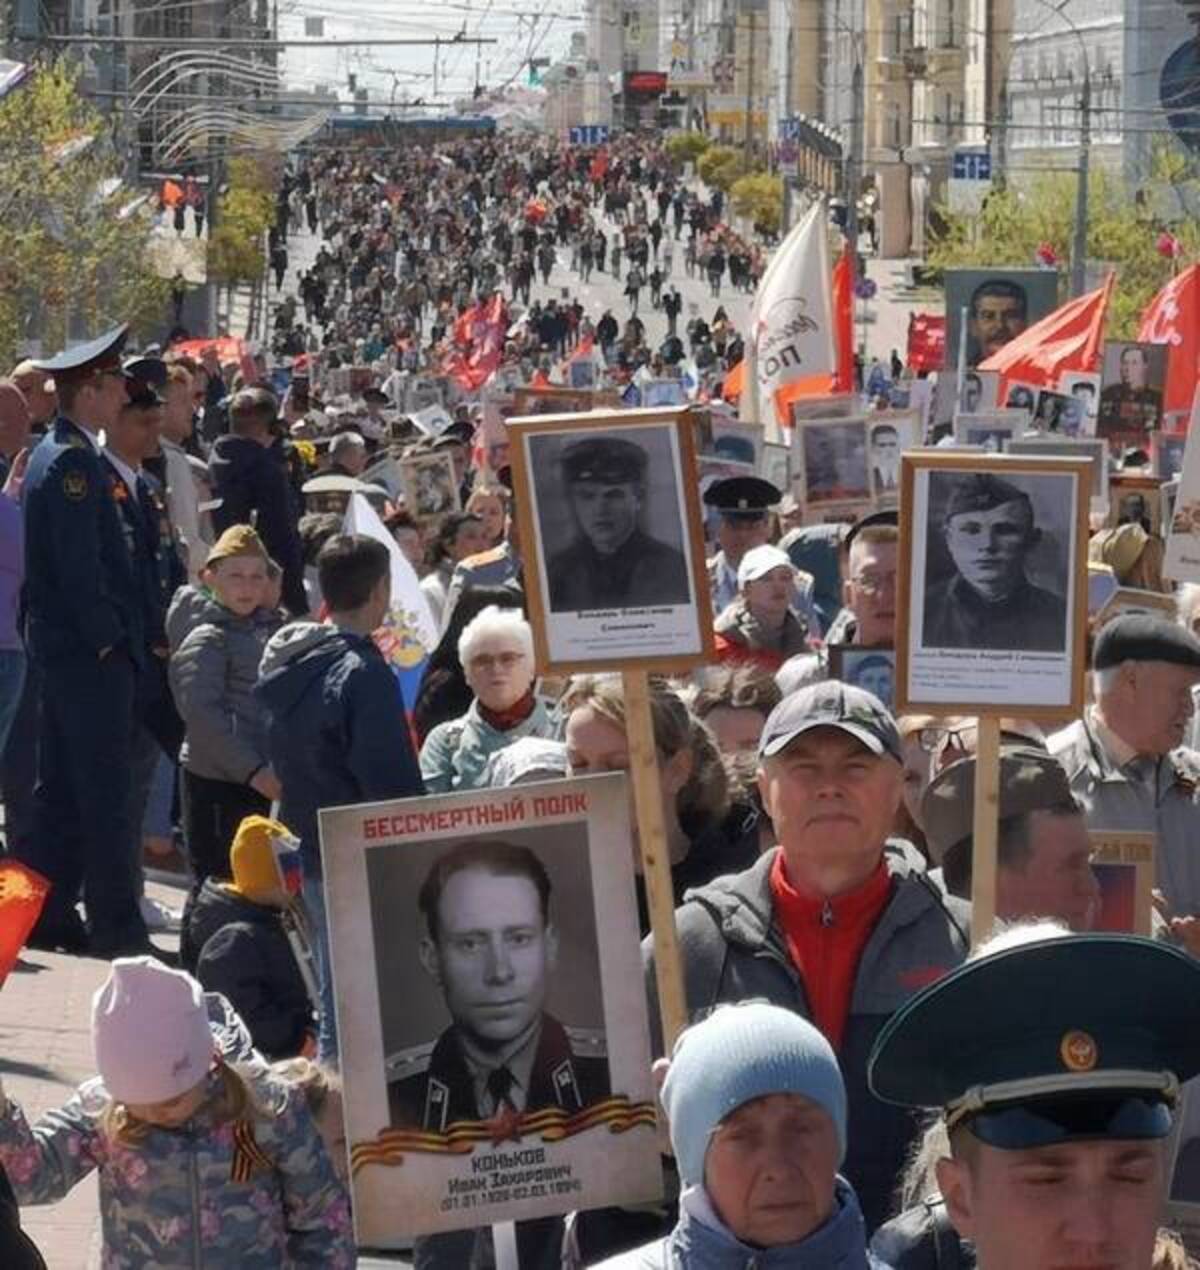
[92,957,217,1105]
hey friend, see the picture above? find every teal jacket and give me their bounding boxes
[420,696,556,793]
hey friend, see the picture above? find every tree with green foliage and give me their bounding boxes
[207,155,279,285]
[730,172,783,235]
[665,131,710,167]
[0,60,170,365]
[928,151,1200,338]
[696,144,748,193]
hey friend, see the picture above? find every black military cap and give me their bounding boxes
[704,475,781,520]
[32,324,129,379]
[1092,613,1200,671]
[561,436,648,485]
[361,387,389,405]
[844,509,898,553]
[943,472,1031,521]
[123,356,168,390]
[869,934,1200,1150]
[920,746,1076,866]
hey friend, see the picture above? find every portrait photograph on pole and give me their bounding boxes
[951,411,1025,452]
[866,410,921,508]
[1097,340,1167,446]
[943,267,1060,369]
[399,451,461,524]
[508,407,714,672]
[896,451,1090,715]
[320,775,661,1245]
[1108,473,1163,538]
[791,414,872,518]
[1005,436,1110,516]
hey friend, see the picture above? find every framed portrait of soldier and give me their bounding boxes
[1097,341,1167,443]
[320,775,661,1245]
[952,412,1024,452]
[1107,474,1163,537]
[827,645,896,709]
[958,368,1000,414]
[1154,432,1187,482]
[568,358,598,390]
[512,385,600,417]
[896,451,1090,716]
[792,415,871,516]
[400,451,461,523]
[508,406,714,672]
[1005,436,1109,516]
[1001,380,1039,416]
[695,413,761,471]
[943,268,1060,369]
[760,441,791,495]
[867,411,922,508]
[1057,371,1101,430]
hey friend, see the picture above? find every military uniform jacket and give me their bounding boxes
[923,575,1066,652]
[547,529,689,611]
[1050,714,1200,918]
[388,1013,611,1132]
[22,416,142,664]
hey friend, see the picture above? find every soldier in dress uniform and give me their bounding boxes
[703,476,779,615]
[388,839,610,1131]
[545,436,690,611]
[923,472,1067,652]
[18,326,152,956]
[869,932,1200,1270]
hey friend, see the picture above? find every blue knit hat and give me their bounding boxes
[661,1002,847,1187]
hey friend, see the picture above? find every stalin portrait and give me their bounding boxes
[544,434,691,612]
[388,840,611,1131]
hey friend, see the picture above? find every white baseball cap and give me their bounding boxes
[737,544,794,589]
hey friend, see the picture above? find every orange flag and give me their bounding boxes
[978,272,1114,399]
[722,359,745,402]
[831,246,854,394]
[0,861,49,985]
[1139,263,1200,418]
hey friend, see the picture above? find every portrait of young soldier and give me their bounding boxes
[923,472,1068,653]
[388,839,610,1131]
[543,434,690,611]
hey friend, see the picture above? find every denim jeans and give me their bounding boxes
[302,873,339,1067]
[0,648,26,758]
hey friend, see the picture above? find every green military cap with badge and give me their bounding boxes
[868,934,1200,1150]
[560,436,648,485]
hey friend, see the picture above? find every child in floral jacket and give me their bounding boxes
[0,957,354,1268]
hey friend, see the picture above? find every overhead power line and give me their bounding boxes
[42,34,499,47]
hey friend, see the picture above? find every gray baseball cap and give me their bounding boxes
[759,681,903,762]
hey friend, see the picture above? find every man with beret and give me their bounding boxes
[924,472,1067,652]
[546,435,690,611]
[18,325,152,956]
[922,748,1099,931]
[704,476,778,614]
[1050,614,1200,926]
[646,681,969,1232]
[869,931,1200,1270]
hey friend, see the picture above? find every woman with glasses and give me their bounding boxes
[418,606,554,794]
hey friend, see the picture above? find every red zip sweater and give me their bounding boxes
[768,850,893,1051]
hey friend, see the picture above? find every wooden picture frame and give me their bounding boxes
[1005,436,1110,516]
[398,450,460,523]
[827,645,896,709]
[1095,586,1178,629]
[952,412,1025,451]
[1107,473,1163,537]
[867,410,922,508]
[508,406,715,674]
[896,451,1091,719]
[791,414,873,520]
[512,385,605,416]
[1088,831,1155,936]
[694,414,761,471]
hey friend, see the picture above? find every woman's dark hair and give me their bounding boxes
[412,585,525,744]
[425,512,484,570]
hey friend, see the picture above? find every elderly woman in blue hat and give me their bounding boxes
[593,1002,886,1268]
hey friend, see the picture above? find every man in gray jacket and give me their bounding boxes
[1049,613,1200,937]
[646,682,969,1233]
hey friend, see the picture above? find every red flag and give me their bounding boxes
[1139,263,1200,418]
[831,246,854,393]
[978,272,1114,398]
[722,359,744,402]
[0,862,49,985]
[907,314,945,373]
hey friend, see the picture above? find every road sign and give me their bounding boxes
[568,124,610,145]
[952,149,992,181]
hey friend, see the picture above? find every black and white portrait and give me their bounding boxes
[1058,372,1101,425]
[829,646,896,709]
[1098,342,1167,440]
[568,358,598,390]
[512,415,712,670]
[953,414,1023,452]
[1033,389,1075,434]
[869,423,901,493]
[958,368,999,414]
[1109,475,1163,537]
[321,777,660,1243]
[797,418,870,506]
[1154,433,1187,482]
[944,269,1059,369]
[1003,381,1039,414]
[642,379,687,408]
[532,430,691,612]
[401,451,460,522]
[921,469,1071,652]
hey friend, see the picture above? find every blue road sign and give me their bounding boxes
[569,124,611,145]
[952,150,992,181]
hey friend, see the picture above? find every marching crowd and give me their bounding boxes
[0,128,1197,1270]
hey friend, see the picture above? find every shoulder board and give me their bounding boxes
[564,1025,608,1058]
[386,1040,436,1079]
[464,545,505,568]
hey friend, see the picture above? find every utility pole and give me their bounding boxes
[743,3,755,163]
[845,56,863,330]
[1070,65,1090,298]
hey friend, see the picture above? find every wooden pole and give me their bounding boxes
[622,668,688,1050]
[970,715,1001,949]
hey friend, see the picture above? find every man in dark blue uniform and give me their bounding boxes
[19,326,152,956]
